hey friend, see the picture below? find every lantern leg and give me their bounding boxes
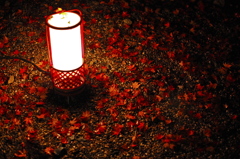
[53,83,86,96]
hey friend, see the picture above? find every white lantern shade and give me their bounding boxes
[46,12,83,71]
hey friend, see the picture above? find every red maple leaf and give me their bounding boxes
[167,51,175,59]
[138,110,146,118]
[89,43,101,49]
[24,117,33,125]
[127,121,135,130]
[137,122,146,131]
[231,115,238,120]
[127,65,136,71]
[108,37,117,45]
[37,86,47,93]
[37,113,47,119]
[0,106,7,115]
[204,129,211,137]
[48,118,61,127]
[3,35,9,43]
[28,31,36,36]
[159,47,169,51]
[69,124,81,132]
[122,11,130,17]
[69,118,78,125]
[108,84,119,96]
[81,111,91,121]
[29,86,36,94]
[152,42,159,49]
[95,73,109,82]
[144,67,156,73]
[59,127,69,135]
[112,124,124,135]
[14,150,27,157]
[116,98,126,106]
[94,122,107,134]
[0,41,4,48]
[164,22,170,28]
[104,14,111,19]
[84,132,92,140]
[197,91,205,96]
[12,118,21,125]
[61,137,68,144]
[60,113,69,121]
[28,17,38,24]
[121,2,130,8]
[132,156,141,159]
[125,114,136,120]
[194,113,202,119]
[13,50,20,55]
[36,38,43,43]
[91,18,97,24]
[45,147,54,155]
[188,130,195,136]
[126,103,137,110]
[226,74,236,82]
[129,51,138,56]
[196,83,204,90]
[155,134,164,140]
[19,66,28,74]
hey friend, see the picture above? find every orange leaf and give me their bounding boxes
[165,119,172,124]
[132,156,141,159]
[204,129,211,137]
[223,63,232,68]
[164,22,170,28]
[81,111,91,121]
[24,117,33,125]
[132,82,140,89]
[155,134,164,140]
[28,32,35,36]
[37,113,47,119]
[14,150,27,157]
[126,114,136,120]
[44,147,54,155]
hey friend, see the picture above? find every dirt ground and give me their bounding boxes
[0,0,240,158]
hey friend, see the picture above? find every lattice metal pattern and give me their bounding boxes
[51,66,85,90]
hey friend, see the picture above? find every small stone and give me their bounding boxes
[123,19,132,25]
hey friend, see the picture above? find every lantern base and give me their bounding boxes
[50,65,87,96]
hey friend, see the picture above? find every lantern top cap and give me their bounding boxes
[47,12,81,28]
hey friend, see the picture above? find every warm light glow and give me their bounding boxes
[48,12,80,28]
[47,12,83,71]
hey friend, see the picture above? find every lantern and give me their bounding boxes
[46,9,86,95]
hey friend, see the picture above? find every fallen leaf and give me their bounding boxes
[94,122,107,134]
[132,82,140,89]
[14,150,27,157]
[8,76,14,84]
[223,63,232,68]
[126,114,136,120]
[81,111,91,121]
[112,124,124,135]
[24,117,33,125]
[45,147,54,155]
[3,35,9,43]
[155,134,164,140]
[164,22,170,28]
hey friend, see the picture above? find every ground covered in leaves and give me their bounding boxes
[0,0,240,158]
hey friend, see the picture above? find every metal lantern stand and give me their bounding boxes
[46,9,86,96]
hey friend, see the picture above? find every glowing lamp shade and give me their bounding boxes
[46,9,86,95]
